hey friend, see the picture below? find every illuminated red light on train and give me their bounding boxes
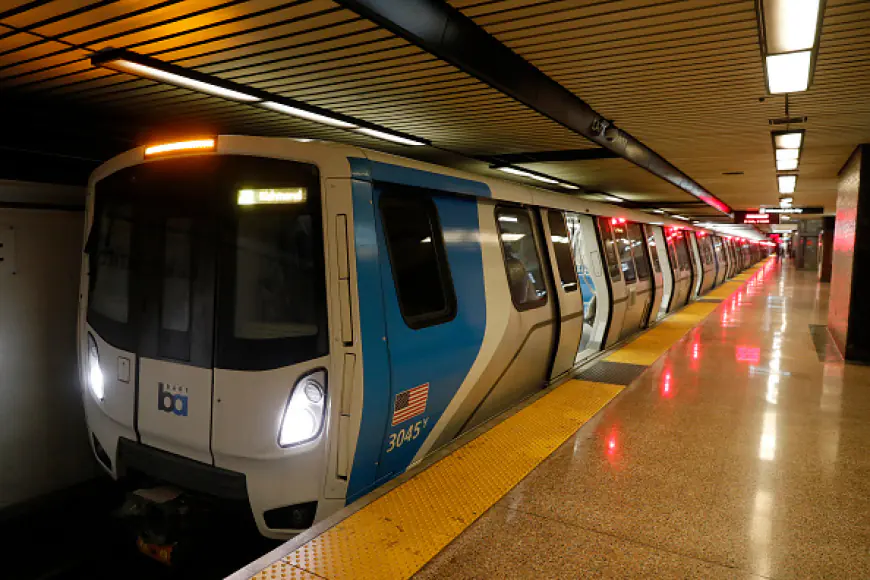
[618,217,626,223]
[611,218,618,225]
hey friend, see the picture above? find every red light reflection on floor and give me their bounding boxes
[604,427,622,466]
[661,371,673,398]
[692,342,700,361]
[736,346,760,364]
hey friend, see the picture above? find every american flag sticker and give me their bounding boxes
[392,383,429,426]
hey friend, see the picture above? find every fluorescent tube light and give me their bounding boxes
[497,167,559,184]
[559,183,581,190]
[652,209,666,214]
[778,175,797,194]
[600,195,624,203]
[774,132,802,149]
[356,127,426,146]
[775,149,800,160]
[262,101,357,129]
[115,60,261,102]
[766,51,812,94]
[777,158,798,171]
[673,215,690,221]
[763,0,822,53]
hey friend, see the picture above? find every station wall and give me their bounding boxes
[0,181,96,511]
[829,145,870,362]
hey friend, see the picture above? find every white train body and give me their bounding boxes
[79,136,763,538]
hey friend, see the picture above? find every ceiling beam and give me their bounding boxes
[334,0,732,215]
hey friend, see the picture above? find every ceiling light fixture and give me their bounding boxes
[92,50,261,102]
[496,166,559,184]
[774,132,803,149]
[775,148,800,161]
[261,101,357,129]
[758,0,825,94]
[778,175,797,194]
[600,195,625,203]
[355,127,427,146]
[766,51,812,94]
[776,158,798,171]
[90,48,431,148]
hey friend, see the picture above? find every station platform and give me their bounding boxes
[232,258,870,579]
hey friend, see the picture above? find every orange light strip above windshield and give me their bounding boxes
[144,138,216,157]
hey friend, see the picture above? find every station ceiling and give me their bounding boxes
[0,0,867,221]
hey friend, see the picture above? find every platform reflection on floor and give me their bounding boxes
[417,261,870,579]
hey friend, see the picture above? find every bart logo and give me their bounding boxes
[157,382,188,417]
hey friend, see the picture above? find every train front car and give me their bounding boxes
[79,138,350,540]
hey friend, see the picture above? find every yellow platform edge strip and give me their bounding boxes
[254,380,622,580]
[606,260,770,366]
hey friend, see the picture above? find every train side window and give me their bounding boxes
[547,210,579,293]
[675,235,692,272]
[647,230,662,273]
[496,207,548,310]
[613,222,637,283]
[626,222,651,281]
[597,217,622,281]
[380,195,457,329]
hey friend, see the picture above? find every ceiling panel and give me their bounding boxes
[451,0,870,213]
[1,0,867,217]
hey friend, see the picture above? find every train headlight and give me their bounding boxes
[279,370,327,447]
[87,333,104,401]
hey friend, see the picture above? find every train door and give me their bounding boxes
[133,168,217,465]
[696,234,716,295]
[713,237,727,286]
[598,217,627,347]
[669,229,693,309]
[619,221,653,337]
[650,225,673,319]
[687,232,704,298]
[540,209,584,379]
[567,213,610,360]
[643,224,664,323]
[372,186,492,479]
[458,204,556,431]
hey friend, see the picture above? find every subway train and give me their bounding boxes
[79,136,767,539]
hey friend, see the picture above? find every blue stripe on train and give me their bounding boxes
[345,157,488,503]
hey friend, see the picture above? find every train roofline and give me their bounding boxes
[87,135,762,240]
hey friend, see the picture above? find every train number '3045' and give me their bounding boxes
[386,417,429,453]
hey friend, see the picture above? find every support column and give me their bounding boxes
[819,216,835,282]
[828,144,870,362]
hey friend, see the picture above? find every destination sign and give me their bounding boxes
[734,211,779,225]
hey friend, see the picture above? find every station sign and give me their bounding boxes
[734,210,779,225]
[759,206,824,215]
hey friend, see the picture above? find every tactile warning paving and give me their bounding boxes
[249,560,323,579]
[575,360,648,385]
[257,380,622,580]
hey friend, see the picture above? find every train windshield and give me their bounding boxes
[87,155,328,371]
